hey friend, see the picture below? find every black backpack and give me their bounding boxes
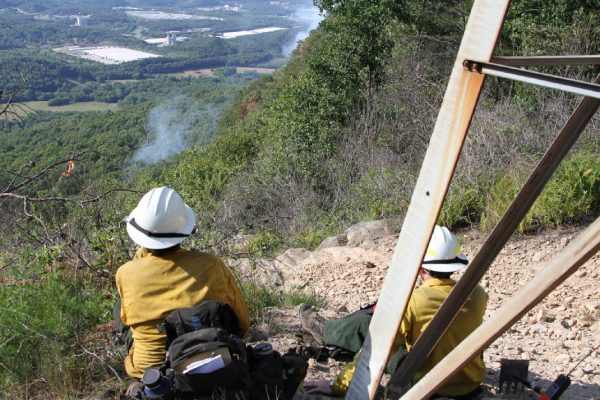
[167,327,251,398]
[246,345,308,400]
[159,301,250,399]
[157,301,307,400]
[161,301,242,348]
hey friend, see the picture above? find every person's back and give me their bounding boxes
[329,277,487,397]
[405,278,487,396]
[115,186,249,379]
[116,246,249,377]
[304,226,488,399]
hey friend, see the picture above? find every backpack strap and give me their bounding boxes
[163,301,241,348]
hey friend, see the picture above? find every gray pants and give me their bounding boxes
[323,310,407,374]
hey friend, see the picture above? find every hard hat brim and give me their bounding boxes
[126,205,195,249]
[422,253,468,273]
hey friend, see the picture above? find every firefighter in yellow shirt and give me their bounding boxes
[301,226,488,399]
[114,186,250,379]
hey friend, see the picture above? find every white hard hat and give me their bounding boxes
[422,225,468,273]
[125,186,196,249]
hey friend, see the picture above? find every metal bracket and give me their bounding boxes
[490,55,600,67]
[463,59,600,99]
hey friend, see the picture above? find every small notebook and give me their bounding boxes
[182,354,226,374]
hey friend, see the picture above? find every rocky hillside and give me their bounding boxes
[230,221,600,399]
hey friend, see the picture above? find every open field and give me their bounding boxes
[144,36,189,45]
[54,46,161,65]
[236,67,276,74]
[125,10,222,21]
[6,101,118,119]
[166,66,276,78]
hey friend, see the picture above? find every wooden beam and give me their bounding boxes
[344,1,510,399]
[400,217,600,399]
[491,55,600,66]
[387,73,600,397]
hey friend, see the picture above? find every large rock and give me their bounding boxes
[343,219,397,247]
[277,248,312,267]
[274,249,312,290]
[227,258,285,286]
[316,235,346,250]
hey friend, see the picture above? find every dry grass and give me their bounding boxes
[7,101,118,120]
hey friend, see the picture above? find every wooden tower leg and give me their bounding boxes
[345,1,510,398]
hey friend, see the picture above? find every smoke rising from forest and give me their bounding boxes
[133,95,220,164]
[282,3,323,56]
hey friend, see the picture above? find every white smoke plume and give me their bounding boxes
[281,2,324,57]
[133,95,219,164]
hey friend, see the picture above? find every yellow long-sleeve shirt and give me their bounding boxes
[115,247,250,378]
[332,278,487,397]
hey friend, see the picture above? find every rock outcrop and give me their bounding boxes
[235,221,599,399]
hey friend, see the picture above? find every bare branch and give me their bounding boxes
[0,76,28,120]
[1,189,141,206]
[0,307,48,339]
[2,150,89,193]
[10,101,35,119]
[22,197,54,245]
[1,161,36,193]
[76,338,123,383]
[65,240,92,269]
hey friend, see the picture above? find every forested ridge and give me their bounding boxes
[150,0,600,244]
[0,0,599,397]
[0,0,301,104]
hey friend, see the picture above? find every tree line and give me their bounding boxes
[0,1,598,397]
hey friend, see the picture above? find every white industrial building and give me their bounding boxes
[73,15,91,26]
[166,32,177,46]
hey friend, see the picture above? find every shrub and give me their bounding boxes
[47,97,70,106]
[292,229,332,251]
[480,152,600,233]
[160,125,260,226]
[527,153,600,227]
[341,167,410,222]
[240,281,325,324]
[480,172,521,233]
[0,270,107,396]
[245,231,284,258]
[439,186,485,229]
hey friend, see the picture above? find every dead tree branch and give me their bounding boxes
[1,188,141,206]
[0,73,29,121]
[2,150,91,193]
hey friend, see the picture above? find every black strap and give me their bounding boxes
[423,257,468,265]
[128,218,191,238]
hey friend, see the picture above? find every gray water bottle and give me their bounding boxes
[254,342,274,358]
[142,367,172,399]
